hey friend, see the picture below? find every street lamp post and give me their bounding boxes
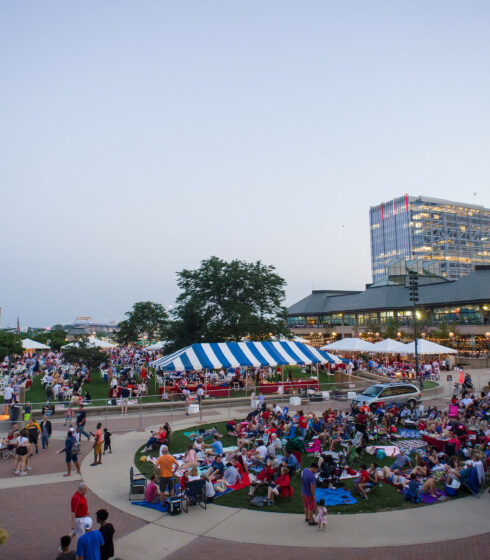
[407,271,421,389]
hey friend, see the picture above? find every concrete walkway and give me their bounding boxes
[81,406,490,559]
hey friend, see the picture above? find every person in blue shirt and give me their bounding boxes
[75,517,104,560]
[206,435,223,457]
[208,455,225,482]
[404,474,421,503]
[283,450,300,474]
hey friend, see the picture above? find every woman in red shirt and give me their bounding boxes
[266,467,291,504]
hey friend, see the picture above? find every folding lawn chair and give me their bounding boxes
[129,467,147,500]
[182,479,207,511]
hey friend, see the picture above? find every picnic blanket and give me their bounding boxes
[396,440,427,453]
[421,490,446,504]
[397,429,422,440]
[315,488,357,506]
[131,500,168,512]
[366,445,400,457]
[214,473,250,498]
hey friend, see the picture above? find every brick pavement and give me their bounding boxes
[164,533,490,560]
[0,482,146,560]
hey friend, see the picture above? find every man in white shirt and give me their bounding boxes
[461,396,473,408]
[272,403,283,415]
[255,441,268,462]
[2,385,14,414]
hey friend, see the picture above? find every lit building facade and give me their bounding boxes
[370,195,490,282]
[287,266,490,350]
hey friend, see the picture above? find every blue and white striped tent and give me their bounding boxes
[152,340,341,371]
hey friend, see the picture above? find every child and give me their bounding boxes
[64,406,73,427]
[315,498,328,531]
[96,509,115,560]
[103,428,112,454]
[56,535,76,560]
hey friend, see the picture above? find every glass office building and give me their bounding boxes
[370,195,490,282]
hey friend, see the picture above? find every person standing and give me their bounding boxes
[76,405,90,441]
[2,384,14,415]
[26,417,41,455]
[40,415,52,450]
[154,445,179,497]
[90,423,104,466]
[301,461,319,526]
[120,384,130,416]
[70,483,89,538]
[75,517,104,560]
[96,509,114,560]
[58,430,81,476]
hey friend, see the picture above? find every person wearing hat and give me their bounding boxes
[75,516,104,560]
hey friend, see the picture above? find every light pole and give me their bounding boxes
[407,270,421,388]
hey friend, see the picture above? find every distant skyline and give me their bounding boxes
[2,1,490,328]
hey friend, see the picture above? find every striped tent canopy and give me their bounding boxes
[152,340,340,371]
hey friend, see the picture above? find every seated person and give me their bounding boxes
[390,450,412,471]
[250,440,268,464]
[427,448,440,469]
[205,435,224,457]
[404,473,421,503]
[266,467,290,504]
[202,474,215,502]
[380,466,409,490]
[207,454,225,482]
[411,455,429,477]
[421,474,443,499]
[145,474,163,505]
[367,463,379,484]
[248,460,276,496]
[219,461,241,487]
[188,466,201,482]
[182,444,199,467]
[354,464,371,499]
[282,450,299,474]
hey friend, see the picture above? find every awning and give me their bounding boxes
[22,338,50,350]
[404,339,457,355]
[321,338,375,352]
[152,340,339,371]
[370,338,410,354]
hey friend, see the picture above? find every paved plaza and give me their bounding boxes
[1,382,489,560]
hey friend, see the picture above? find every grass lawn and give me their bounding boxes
[134,420,469,515]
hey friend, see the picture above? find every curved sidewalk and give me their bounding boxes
[82,408,490,558]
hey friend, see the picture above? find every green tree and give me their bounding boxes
[22,330,67,351]
[170,256,288,347]
[0,331,23,361]
[115,301,169,344]
[62,340,108,370]
[382,317,400,339]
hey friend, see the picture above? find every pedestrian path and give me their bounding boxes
[80,405,490,558]
[0,470,82,489]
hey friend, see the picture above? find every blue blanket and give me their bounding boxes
[315,488,357,506]
[131,500,168,512]
[398,429,421,439]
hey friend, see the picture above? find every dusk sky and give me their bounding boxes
[1,1,490,328]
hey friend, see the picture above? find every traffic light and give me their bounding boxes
[408,271,419,303]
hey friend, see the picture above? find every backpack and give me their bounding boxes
[71,439,81,457]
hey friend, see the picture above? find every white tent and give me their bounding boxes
[143,341,167,351]
[63,337,117,350]
[22,338,50,350]
[321,338,375,352]
[371,338,410,354]
[404,338,457,355]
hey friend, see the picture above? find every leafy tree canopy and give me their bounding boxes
[115,301,169,344]
[169,256,289,348]
[21,330,67,351]
[0,331,23,361]
[62,340,108,370]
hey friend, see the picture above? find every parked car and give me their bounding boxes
[351,382,422,408]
